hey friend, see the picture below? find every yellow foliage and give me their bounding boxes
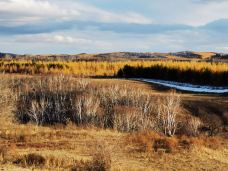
[0,60,227,77]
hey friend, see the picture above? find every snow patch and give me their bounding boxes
[133,78,228,94]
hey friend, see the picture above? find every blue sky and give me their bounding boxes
[1,0,228,54]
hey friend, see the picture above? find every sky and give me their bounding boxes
[1,0,228,54]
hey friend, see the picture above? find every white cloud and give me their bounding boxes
[0,0,152,27]
[14,33,93,44]
[1,27,228,54]
[1,0,228,54]
[0,0,68,26]
[216,46,228,52]
[176,0,228,26]
[53,35,94,44]
[73,3,152,24]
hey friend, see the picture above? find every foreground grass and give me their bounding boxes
[1,119,228,170]
[0,75,228,170]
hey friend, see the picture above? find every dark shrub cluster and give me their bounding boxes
[14,153,46,167]
[71,152,111,171]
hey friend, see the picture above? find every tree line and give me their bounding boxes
[117,65,228,86]
[0,61,228,86]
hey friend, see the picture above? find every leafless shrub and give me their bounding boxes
[28,99,47,125]
[0,80,7,105]
[157,91,181,136]
[14,76,160,132]
[94,85,121,128]
[71,141,111,171]
[153,139,174,153]
[185,116,202,136]
[113,106,140,132]
[14,76,183,135]
[15,75,76,125]
[201,114,223,136]
[77,78,91,91]
[95,84,157,130]
[88,153,111,171]
[114,105,157,132]
[16,90,75,125]
[0,76,14,109]
[73,94,101,126]
[71,155,110,171]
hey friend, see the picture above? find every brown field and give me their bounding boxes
[0,74,228,171]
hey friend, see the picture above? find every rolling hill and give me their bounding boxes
[0,51,227,61]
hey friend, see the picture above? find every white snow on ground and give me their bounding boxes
[133,78,228,94]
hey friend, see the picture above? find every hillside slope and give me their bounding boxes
[0,51,226,61]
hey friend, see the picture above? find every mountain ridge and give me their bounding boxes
[0,51,227,61]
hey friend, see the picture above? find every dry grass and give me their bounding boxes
[126,131,227,154]
[0,74,228,170]
[193,52,216,59]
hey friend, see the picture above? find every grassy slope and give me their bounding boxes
[0,78,228,170]
[193,52,216,59]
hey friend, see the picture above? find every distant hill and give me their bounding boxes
[0,51,227,61]
[169,51,202,59]
[0,52,17,59]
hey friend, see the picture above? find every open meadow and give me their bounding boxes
[0,73,228,171]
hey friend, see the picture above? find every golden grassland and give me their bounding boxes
[166,52,216,60]
[0,60,227,76]
[193,52,216,59]
[0,74,228,170]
